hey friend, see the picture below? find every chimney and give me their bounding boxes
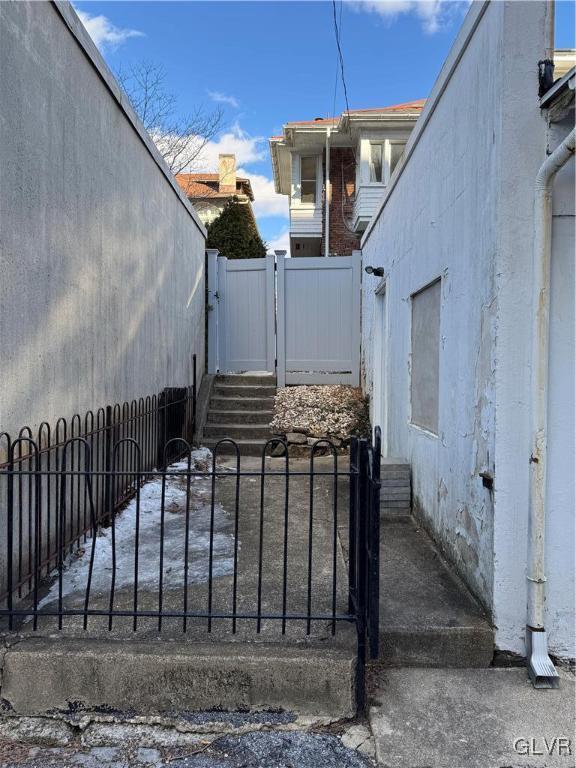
[218,154,237,194]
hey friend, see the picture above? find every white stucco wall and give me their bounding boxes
[493,109,575,659]
[361,1,574,658]
[0,1,206,439]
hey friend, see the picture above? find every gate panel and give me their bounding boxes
[208,254,275,374]
[276,253,361,386]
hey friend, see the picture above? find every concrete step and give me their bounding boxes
[203,438,274,456]
[203,424,275,440]
[381,499,411,509]
[380,467,411,482]
[213,384,277,399]
[380,477,411,487]
[1,638,355,719]
[207,410,274,425]
[381,458,410,471]
[381,489,411,499]
[379,518,494,668]
[210,396,276,412]
[215,374,277,386]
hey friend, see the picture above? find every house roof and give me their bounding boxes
[283,100,426,127]
[175,173,254,201]
[540,67,576,109]
[269,99,425,195]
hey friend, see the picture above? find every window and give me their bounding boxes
[389,142,406,176]
[300,156,317,204]
[369,143,384,183]
[411,279,441,434]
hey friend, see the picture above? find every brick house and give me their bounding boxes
[269,102,424,257]
[176,153,255,228]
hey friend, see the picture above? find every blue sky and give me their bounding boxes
[76,0,575,250]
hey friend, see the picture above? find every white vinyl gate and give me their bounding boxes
[207,250,360,386]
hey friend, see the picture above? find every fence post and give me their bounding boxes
[206,249,220,374]
[355,438,369,712]
[6,448,14,631]
[351,250,362,387]
[103,405,113,524]
[192,353,197,441]
[266,253,278,375]
[276,251,286,387]
[369,428,381,660]
[348,437,358,615]
[157,390,167,470]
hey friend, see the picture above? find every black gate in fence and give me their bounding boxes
[0,377,380,711]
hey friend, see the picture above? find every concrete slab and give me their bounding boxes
[369,667,575,768]
[1,638,355,719]
[379,519,493,666]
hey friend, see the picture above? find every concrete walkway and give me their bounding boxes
[369,666,575,768]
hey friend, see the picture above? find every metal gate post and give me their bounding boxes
[369,427,382,659]
[355,438,369,711]
[103,405,113,524]
[348,437,358,614]
[157,390,167,470]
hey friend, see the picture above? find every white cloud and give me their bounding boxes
[195,122,266,171]
[75,8,144,50]
[208,91,240,109]
[238,169,289,219]
[266,227,291,255]
[348,0,468,34]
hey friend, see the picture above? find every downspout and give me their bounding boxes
[325,128,331,257]
[526,127,575,688]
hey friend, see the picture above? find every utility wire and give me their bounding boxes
[332,0,351,130]
[330,0,343,125]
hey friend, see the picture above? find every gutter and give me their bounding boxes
[526,127,575,689]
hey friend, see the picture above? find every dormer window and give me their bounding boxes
[300,156,318,203]
[369,143,384,183]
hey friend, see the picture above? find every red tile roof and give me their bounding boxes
[176,173,253,200]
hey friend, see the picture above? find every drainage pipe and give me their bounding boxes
[325,127,331,257]
[526,127,574,687]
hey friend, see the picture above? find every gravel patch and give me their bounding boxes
[271,386,369,442]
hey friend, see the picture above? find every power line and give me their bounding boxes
[332,0,351,129]
[330,0,343,125]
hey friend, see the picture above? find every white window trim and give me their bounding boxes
[387,140,406,182]
[368,141,385,185]
[292,153,323,209]
[358,138,407,187]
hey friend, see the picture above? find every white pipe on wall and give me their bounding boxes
[325,128,331,257]
[526,128,575,687]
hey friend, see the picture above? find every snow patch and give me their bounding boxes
[37,449,236,609]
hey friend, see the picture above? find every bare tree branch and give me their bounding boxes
[116,61,224,174]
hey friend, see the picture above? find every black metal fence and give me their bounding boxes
[0,357,197,605]
[0,415,380,710]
